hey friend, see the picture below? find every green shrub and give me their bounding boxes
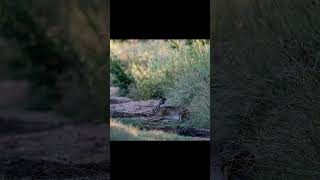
[165,44,210,129]
[135,78,167,99]
[111,40,210,100]
[213,0,320,178]
[110,56,135,96]
[171,73,210,129]
[135,41,209,99]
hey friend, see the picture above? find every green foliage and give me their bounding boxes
[0,0,83,110]
[168,73,210,129]
[186,39,209,47]
[213,0,320,178]
[135,78,167,99]
[165,44,210,129]
[111,40,210,129]
[0,1,107,121]
[110,56,135,96]
[168,40,182,50]
[136,41,209,101]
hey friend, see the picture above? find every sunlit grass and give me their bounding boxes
[110,119,193,141]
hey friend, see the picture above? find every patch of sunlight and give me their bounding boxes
[110,119,139,137]
[110,119,193,141]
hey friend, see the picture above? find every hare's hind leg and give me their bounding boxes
[180,110,190,122]
[179,113,182,122]
[179,113,186,122]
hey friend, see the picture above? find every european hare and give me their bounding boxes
[152,97,190,122]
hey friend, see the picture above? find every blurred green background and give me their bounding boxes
[213,0,320,179]
[0,0,107,122]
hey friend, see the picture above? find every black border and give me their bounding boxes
[110,141,210,179]
[110,0,210,39]
[109,1,210,179]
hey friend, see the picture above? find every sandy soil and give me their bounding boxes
[110,97,157,118]
[0,114,109,179]
[0,80,29,108]
[0,81,109,179]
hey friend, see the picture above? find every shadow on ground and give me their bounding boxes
[0,80,109,179]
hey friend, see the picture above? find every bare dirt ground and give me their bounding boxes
[0,80,109,179]
[110,98,158,118]
[0,113,109,180]
[0,80,29,108]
